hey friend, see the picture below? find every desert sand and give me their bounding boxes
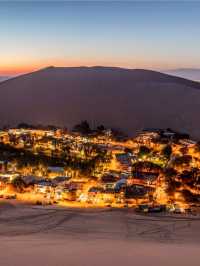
[0,200,200,266]
[1,67,200,138]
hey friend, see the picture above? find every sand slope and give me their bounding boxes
[0,66,200,138]
[0,201,199,266]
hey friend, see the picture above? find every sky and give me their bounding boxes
[0,1,200,75]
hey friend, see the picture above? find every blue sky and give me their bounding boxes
[0,1,200,74]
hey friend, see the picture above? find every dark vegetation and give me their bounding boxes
[0,142,109,176]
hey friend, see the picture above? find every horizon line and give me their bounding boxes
[1,65,200,76]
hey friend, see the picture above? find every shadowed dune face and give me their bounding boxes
[0,66,200,138]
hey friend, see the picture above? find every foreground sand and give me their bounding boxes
[0,200,200,266]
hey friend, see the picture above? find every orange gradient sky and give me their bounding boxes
[0,57,197,76]
[1,2,200,76]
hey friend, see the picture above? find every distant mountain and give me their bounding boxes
[164,68,200,82]
[0,66,200,138]
[0,76,11,82]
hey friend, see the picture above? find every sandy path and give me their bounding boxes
[0,201,199,266]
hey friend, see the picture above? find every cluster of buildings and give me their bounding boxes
[0,127,199,213]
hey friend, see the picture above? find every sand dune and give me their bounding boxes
[0,66,200,138]
[165,68,200,82]
[0,201,199,266]
[0,76,10,82]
